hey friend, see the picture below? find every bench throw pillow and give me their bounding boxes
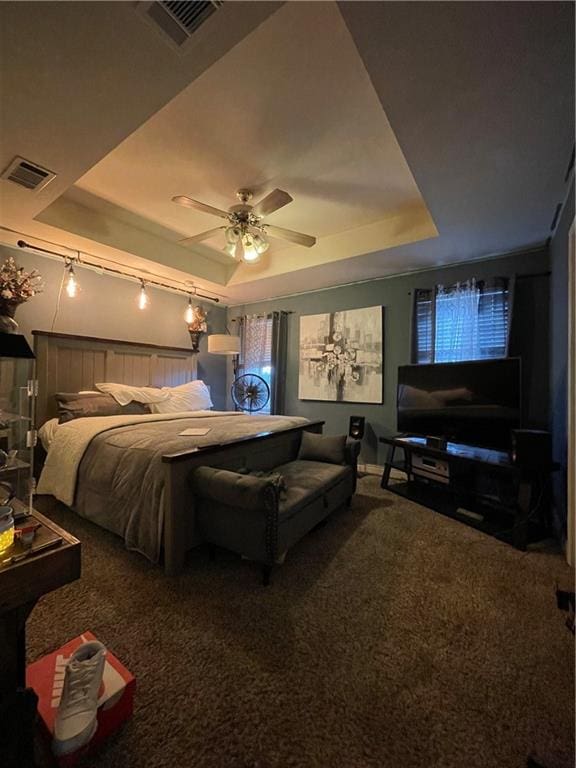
[298,432,347,465]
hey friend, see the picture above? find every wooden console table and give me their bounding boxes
[0,501,80,767]
[379,435,553,550]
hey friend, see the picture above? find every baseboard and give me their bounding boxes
[358,463,406,481]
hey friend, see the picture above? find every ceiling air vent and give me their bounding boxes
[145,1,223,46]
[1,156,56,192]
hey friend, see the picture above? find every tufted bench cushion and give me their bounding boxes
[276,460,352,520]
[190,440,359,584]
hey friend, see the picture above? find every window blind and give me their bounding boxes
[413,279,510,364]
[477,285,509,359]
[414,289,434,364]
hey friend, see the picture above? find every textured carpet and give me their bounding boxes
[29,477,574,768]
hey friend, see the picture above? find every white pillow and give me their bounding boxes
[150,380,213,413]
[95,382,170,406]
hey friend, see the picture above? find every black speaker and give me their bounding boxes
[349,416,365,440]
[511,429,551,470]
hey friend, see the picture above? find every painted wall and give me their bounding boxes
[230,248,550,465]
[0,245,228,409]
[549,180,575,539]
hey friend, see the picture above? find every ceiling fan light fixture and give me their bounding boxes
[172,187,316,256]
[252,233,269,255]
[241,234,260,263]
[225,225,241,244]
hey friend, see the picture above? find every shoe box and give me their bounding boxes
[27,631,135,766]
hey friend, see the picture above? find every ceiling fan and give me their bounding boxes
[172,188,316,264]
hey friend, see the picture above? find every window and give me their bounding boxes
[234,312,289,415]
[413,278,510,364]
[237,315,273,414]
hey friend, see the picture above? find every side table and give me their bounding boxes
[0,500,81,767]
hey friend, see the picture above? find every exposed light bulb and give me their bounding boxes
[241,234,260,263]
[184,297,194,324]
[138,281,149,310]
[223,242,237,258]
[65,264,78,298]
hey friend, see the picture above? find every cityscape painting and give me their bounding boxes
[298,306,383,403]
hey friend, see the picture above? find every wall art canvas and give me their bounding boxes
[298,306,383,403]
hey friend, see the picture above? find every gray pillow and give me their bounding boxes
[55,392,150,424]
[298,431,347,465]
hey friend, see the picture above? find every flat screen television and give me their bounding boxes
[397,358,521,449]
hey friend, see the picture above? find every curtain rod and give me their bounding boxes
[230,312,293,320]
[15,239,220,303]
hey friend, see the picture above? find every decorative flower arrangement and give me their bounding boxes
[0,256,43,310]
[189,305,207,333]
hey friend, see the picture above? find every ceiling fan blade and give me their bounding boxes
[178,227,225,246]
[252,189,293,218]
[265,224,316,248]
[172,195,229,220]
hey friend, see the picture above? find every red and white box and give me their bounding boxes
[27,631,135,766]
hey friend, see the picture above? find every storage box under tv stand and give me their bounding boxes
[378,434,548,550]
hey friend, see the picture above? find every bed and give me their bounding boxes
[33,331,323,574]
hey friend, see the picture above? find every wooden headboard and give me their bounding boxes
[33,331,197,426]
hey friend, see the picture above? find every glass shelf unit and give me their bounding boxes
[0,334,36,512]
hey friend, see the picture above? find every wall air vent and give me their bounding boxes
[144,1,223,47]
[1,156,56,192]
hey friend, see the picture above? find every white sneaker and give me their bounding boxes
[52,641,106,756]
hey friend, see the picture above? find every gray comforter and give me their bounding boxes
[73,413,308,562]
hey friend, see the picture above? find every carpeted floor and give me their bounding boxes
[29,477,574,768]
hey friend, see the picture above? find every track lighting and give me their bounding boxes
[17,241,220,303]
[138,280,149,310]
[65,263,78,298]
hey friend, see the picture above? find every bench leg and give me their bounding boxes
[261,564,273,586]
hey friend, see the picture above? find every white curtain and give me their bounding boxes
[435,279,481,362]
[240,315,272,373]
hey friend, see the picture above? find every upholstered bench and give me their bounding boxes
[191,434,360,584]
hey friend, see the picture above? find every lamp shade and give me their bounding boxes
[207,334,240,355]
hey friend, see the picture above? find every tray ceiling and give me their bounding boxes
[0,1,573,304]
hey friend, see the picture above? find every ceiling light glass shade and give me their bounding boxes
[223,242,237,258]
[240,234,260,263]
[225,226,242,244]
[207,334,241,355]
[252,233,269,254]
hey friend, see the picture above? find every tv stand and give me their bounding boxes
[379,435,551,550]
